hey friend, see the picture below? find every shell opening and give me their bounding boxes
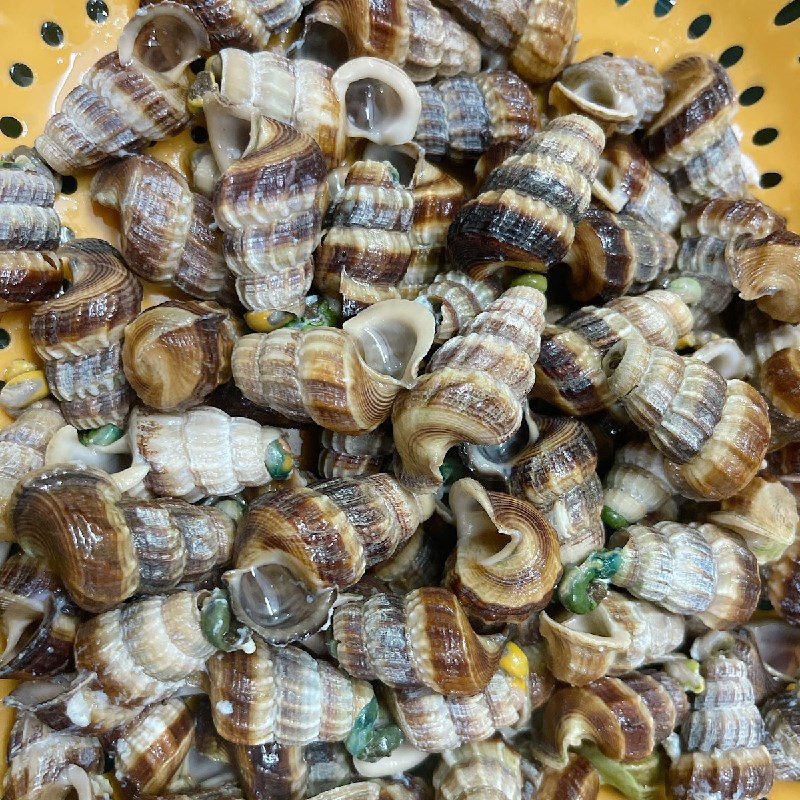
[463,415,536,480]
[223,563,336,646]
[118,3,209,81]
[204,96,256,174]
[54,764,97,800]
[561,74,635,118]
[291,20,350,70]
[593,158,627,212]
[332,58,422,146]
[343,299,435,387]
[747,621,800,681]
[361,143,419,187]
[0,607,40,667]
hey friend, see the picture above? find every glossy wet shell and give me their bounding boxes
[433,740,522,800]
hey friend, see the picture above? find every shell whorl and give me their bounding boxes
[319,429,395,479]
[207,638,374,746]
[448,115,605,277]
[90,155,232,302]
[763,691,800,781]
[393,285,545,492]
[29,239,143,430]
[433,740,522,800]
[331,586,506,696]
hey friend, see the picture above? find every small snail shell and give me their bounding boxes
[448,115,605,278]
[233,299,434,435]
[0,552,79,680]
[433,740,521,800]
[564,208,677,303]
[29,239,143,430]
[10,464,235,613]
[539,589,685,687]
[766,537,800,626]
[444,479,562,627]
[543,669,689,763]
[0,400,63,541]
[668,654,774,800]
[36,3,210,174]
[123,300,239,412]
[414,71,539,163]
[393,285,545,492]
[331,586,506,695]
[592,135,681,232]
[727,230,800,325]
[550,56,664,135]
[212,111,328,314]
[319,428,395,480]
[4,713,107,800]
[230,742,308,800]
[90,155,232,302]
[207,638,373,746]
[370,526,446,593]
[225,473,434,645]
[763,691,800,781]
[111,700,194,797]
[73,590,220,707]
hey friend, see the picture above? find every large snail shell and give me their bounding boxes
[543,669,689,763]
[225,473,434,644]
[551,56,664,135]
[129,405,290,501]
[433,740,521,800]
[763,691,800,781]
[232,299,434,435]
[565,208,677,303]
[539,589,685,686]
[332,586,505,695]
[448,115,605,277]
[444,479,562,627]
[29,239,143,430]
[207,638,373,746]
[393,285,545,492]
[123,300,239,412]
[111,700,195,797]
[91,155,232,302]
[213,114,328,314]
[387,665,528,752]
[0,400,63,541]
[4,712,107,800]
[508,0,577,84]
[592,135,681,232]
[0,553,79,680]
[36,3,209,174]
[74,590,218,707]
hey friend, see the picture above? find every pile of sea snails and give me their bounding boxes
[2,1,800,800]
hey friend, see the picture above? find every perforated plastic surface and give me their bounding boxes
[0,0,799,796]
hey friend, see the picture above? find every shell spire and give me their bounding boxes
[432,740,521,800]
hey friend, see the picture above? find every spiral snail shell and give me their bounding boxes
[763,691,800,781]
[319,429,395,480]
[433,740,521,800]
[29,239,143,431]
[35,3,210,174]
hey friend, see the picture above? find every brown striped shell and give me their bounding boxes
[35,3,209,174]
[535,755,600,800]
[319,428,395,480]
[565,208,677,302]
[592,135,681,232]
[532,289,693,416]
[90,155,232,302]
[606,337,771,500]
[111,700,195,797]
[229,742,308,800]
[605,521,760,629]
[448,115,605,277]
[128,405,292,501]
[763,691,800,781]
[332,586,506,695]
[393,285,545,492]
[213,113,328,314]
[29,239,143,430]
[122,301,239,412]
[414,72,539,163]
[550,56,664,135]
[542,669,689,763]
[10,465,235,613]
[539,590,685,687]
[668,654,774,800]
[433,740,521,800]
[207,638,374,746]
[386,664,529,752]
[642,55,750,203]
[73,590,220,707]
[751,346,800,450]
[0,553,79,680]
[300,0,480,81]
[444,479,562,627]
[224,473,434,644]
[727,230,800,324]
[766,537,800,626]
[232,299,435,435]
[3,713,108,800]
[0,400,63,541]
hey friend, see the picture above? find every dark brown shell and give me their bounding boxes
[230,742,308,800]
